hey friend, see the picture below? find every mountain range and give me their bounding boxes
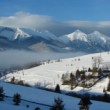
[0,26,110,53]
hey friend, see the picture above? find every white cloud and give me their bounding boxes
[66,21,110,28]
[0,12,110,36]
[0,12,55,29]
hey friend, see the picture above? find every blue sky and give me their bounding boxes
[0,0,110,21]
[0,0,110,36]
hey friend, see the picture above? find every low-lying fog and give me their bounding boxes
[0,49,85,69]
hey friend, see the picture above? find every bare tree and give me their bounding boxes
[92,56,103,69]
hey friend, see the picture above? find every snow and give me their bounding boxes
[90,77,109,93]
[0,26,60,42]
[0,27,30,41]
[65,30,88,42]
[14,27,31,40]
[1,52,110,96]
[0,81,80,110]
[0,81,110,110]
[0,26,110,53]
[88,31,110,44]
[59,30,110,51]
[22,28,60,41]
[0,26,110,46]
[1,52,110,109]
[0,95,49,110]
[59,30,88,44]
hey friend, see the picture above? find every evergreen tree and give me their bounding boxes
[103,92,109,102]
[70,73,76,90]
[50,97,65,110]
[35,107,41,110]
[98,68,102,77]
[76,69,80,79]
[78,96,92,110]
[88,68,92,72]
[55,84,61,93]
[107,78,110,91]
[103,87,106,94]
[61,74,65,84]
[13,93,21,105]
[0,86,5,101]
[70,73,74,90]
[11,76,15,83]
[70,73,74,79]
[81,74,86,81]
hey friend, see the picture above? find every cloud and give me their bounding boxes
[0,12,110,36]
[0,49,84,69]
[66,21,110,28]
[0,12,55,29]
[65,21,110,36]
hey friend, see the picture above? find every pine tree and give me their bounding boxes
[61,74,65,84]
[103,92,109,102]
[81,73,86,81]
[70,73,76,90]
[55,84,61,93]
[76,69,80,79]
[98,68,102,77]
[103,87,106,94]
[78,96,92,110]
[35,107,41,110]
[50,97,65,110]
[107,78,110,91]
[70,73,74,79]
[11,76,15,83]
[88,68,92,72]
[0,86,5,101]
[13,93,21,105]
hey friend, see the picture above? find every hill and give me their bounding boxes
[1,51,110,95]
[0,81,110,110]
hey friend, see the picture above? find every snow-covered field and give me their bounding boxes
[1,52,110,94]
[0,81,110,110]
[1,52,110,109]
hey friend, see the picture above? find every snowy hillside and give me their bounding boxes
[0,81,110,110]
[1,52,110,95]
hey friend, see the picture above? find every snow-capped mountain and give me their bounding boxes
[60,30,88,42]
[88,31,110,46]
[0,26,67,52]
[0,26,31,41]
[60,30,110,52]
[0,26,110,53]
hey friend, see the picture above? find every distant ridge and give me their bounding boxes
[0,26,110,53]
